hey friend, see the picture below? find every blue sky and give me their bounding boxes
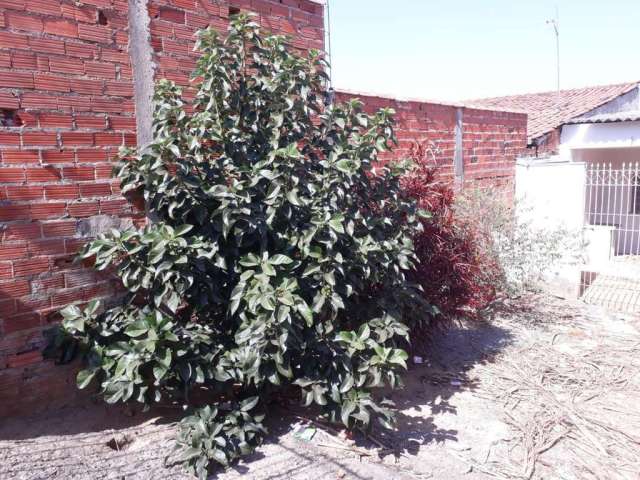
[327,0,640,101]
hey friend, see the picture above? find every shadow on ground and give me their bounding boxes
[0,317,514,480]
[363,319,513,458]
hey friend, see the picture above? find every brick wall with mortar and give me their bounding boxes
[527,128,561,158]
[0,0,525,417]
[461,107,527,190]
[148,0,324,92]
[335,91,528,191]
[0,0,139,417]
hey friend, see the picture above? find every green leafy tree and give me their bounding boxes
[55,15,425,478]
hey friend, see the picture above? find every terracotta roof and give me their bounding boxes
[467,81,639,143]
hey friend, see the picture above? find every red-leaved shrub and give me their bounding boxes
[403,142,499,322]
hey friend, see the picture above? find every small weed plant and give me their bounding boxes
[455,188,581,296]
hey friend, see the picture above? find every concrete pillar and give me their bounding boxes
[454,107,464,189]
[128,0,156,150]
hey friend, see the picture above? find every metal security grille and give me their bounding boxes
[582,162,640,313]
[584,162,640,256]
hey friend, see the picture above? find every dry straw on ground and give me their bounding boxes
[474,300,640,480]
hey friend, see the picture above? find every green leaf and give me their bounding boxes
[212,449,228,466]
[375,136,388,151]
[166,292,181,313]
[85,300,100,316]
[339,374,354,393]
[269,254,293,265]
[239,254,260,267]
[341,400,356,427]
[296,302,313,327]
[262,262,276,276]
[178,447,202,462]
[60,305,82,321]
[330,293,345,310]
[378,416,394,430]
[335,331,355,343]
[286,189,301,206]
[302,264,320,277]
[153,364,168,381]
[328,215,345,234]
[389,349,409,368]
[168,143,181,157]
[312,386,327,405]
[276,306,290,323]
[284,143,300,158]
[158,348,172,368]
[259,295,276,311]
[312,291,325,313]
[240,396,260,411]
[174,224,194,236]
[357,324,370,341]
[61,305,85,332]
[352,408,370,424]
[335,159,358,174]
[125,320,148,338]
[76,369,96,389]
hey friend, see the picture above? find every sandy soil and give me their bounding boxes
[1,293,638,480]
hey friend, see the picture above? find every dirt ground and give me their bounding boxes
[1,293,639,480]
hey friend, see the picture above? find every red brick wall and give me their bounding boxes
[148,0,324,98]
[0,0,325,417]
[341,93,458,177]
[462,107,527,190]
[0,0,137,417]
[528,128,560,158]
[335,91,528,190]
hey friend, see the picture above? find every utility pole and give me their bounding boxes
[324,0,335,105]
[546,7,560,109]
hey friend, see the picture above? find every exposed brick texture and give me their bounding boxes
[147,0,325,103]
[461,107,527,190]
[0,0,136,416]
[0,0,525,417]
[335,91,527,192]
[528,128,561,157]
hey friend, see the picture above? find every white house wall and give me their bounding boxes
[515,159,586,231]
[560,121,640,153]
[515,159,586,295]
